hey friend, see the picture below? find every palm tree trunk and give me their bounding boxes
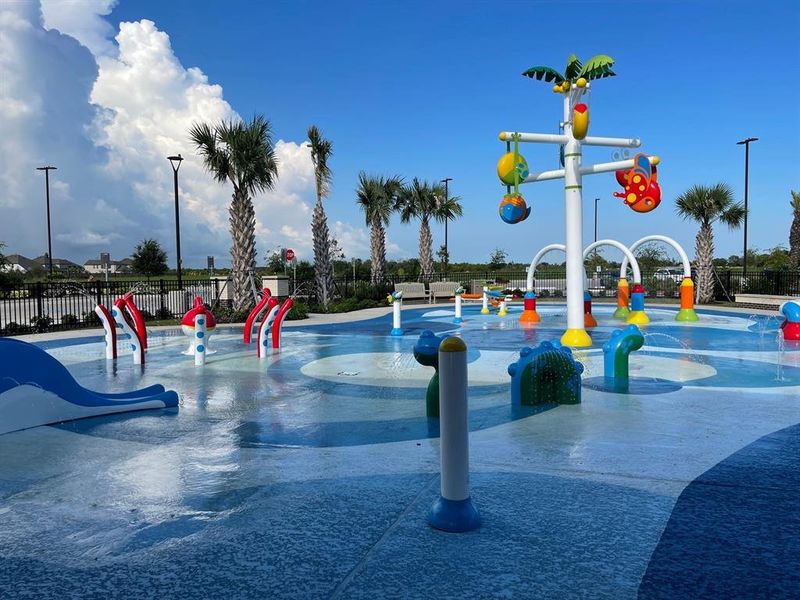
[229,189,257,311]
[695,221,715,304]
[312,197,335,308]
[419,217,434,281]
[790,210,800,268]
[370,219,386,285]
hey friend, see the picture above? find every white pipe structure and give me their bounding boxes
[94,305,116,360]
[194,312,206,366]
[454,289,463,324]
[480,287,489,314]
[583,239,648,325]
[583,240,642,284]
[499,131,641,149]
[427,336,481,532]
[526,243,567,291]
[618,235,692,279]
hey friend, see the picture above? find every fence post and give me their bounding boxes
[95,280,102,307]
[159,279,166,316]
[35,281,44,323]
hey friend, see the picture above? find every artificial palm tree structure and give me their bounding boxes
[356,173,402,285]
[189,115,278,311]
[307,125,335,309]
[790,190,800,268]
[398,179,462,281]
[675,183,744,303]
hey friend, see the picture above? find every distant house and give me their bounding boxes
[3,254,84,275]
[2,254,37,273]
[84,255,134,275]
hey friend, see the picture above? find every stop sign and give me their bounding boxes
[285,248,295,262]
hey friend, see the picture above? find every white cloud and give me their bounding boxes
[0,4,330,268]
[41,0,117,57]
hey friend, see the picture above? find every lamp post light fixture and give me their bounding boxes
[736,137,757,278]
[440,177,453,275]
[168,154,184,290]
[36,165,57,276]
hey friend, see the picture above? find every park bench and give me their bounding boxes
[428,281,461,304]
[394,282,429,303]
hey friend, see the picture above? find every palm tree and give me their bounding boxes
[522,53,616,87]
[307,125,335,309]
[398,179,457,281]
[356,173,402,285]
[189,115,278,311]
[675,183,745,303]
[790,190,800,268]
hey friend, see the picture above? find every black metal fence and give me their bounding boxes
[2,269,798,336]
[0,279,220,336]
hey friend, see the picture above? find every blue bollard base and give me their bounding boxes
[453,317,463,324]
[428,496,481,532]
[390,328,403,336]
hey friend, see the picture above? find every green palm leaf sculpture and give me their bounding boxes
[522,53,616,85]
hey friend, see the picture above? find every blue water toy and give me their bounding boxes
[507,340,583,405]
[0,338,178,435]
[603,325,644,391]
[413,330,444,417]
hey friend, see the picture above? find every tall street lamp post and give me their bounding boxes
[593,197,599,260]
[168,154,184,290]
[36,165,57,276]
[736,137,757,278]
[440,177,452,275]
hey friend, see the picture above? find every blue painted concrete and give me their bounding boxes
[639,423,800,599]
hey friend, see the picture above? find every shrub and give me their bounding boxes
[155,307,174,320]
[29,315,53,333]
[83,310,102,325]
[61,313,79,326]
[215,306,250,323]
[139,309,155,321]
[286,301,309,320]
[2,321,28,335]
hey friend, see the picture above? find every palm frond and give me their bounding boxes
[522,65,565,83]
[564,53,583,80]
[791,190,800,211]
[307,125,333,200]
[579,54,616,80]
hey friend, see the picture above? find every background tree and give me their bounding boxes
[398,179,449,281]
[356,173,401,285]
[488,248,508,270]
[790,190,800,268]
[634,243,673,271]
[328,237,345,277]
[131,239,168,279]
[308,125,335,308]
[436,245,449,270]
[190,115,278,310]
[675,183,744,303]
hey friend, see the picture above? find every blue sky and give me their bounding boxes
[3,0,799,266]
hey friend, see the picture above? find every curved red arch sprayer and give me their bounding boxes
[94,303,117,360]
[121,292,148,350]
[272,298,294,350]
[113,297,146,364]
[244,288,272,344]
[256,297,280,359]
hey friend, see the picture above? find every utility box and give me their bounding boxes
[261,275,289,298]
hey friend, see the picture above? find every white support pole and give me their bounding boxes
[498,132,569,145]
[454,293,463,324]
[428,336,480,532]
[390,295,403,336]
[499,132,641,148]
[481,288,489,314]
[498,299,507,317]
[561,93,592,347]
[520,156,659,185]
[194,312,206,366]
